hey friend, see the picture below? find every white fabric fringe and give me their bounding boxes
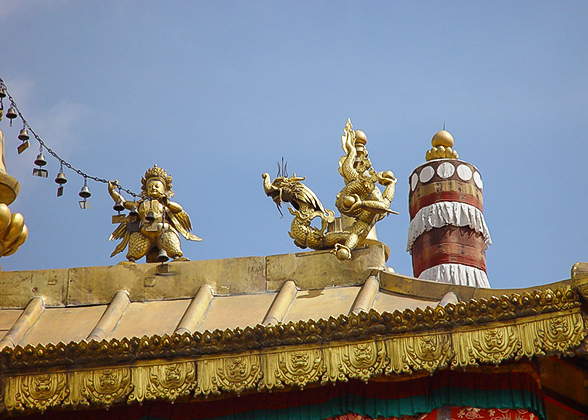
[419,263,490,288]
[407,202,492,253]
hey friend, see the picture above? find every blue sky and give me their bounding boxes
[0,1,586,289]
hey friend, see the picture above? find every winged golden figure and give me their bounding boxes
[108,165,201,263]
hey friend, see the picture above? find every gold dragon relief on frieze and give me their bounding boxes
[452,326,519,368]
[80,367,132,407]
[323,341,387,384]
[128,362,196,403]
[386,333,453,375]
[536,312,586,353]
[3,373,68,412]
[196,355,262,396]
[275,348,325,389]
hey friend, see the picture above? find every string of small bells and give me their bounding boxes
[0,78,139,210]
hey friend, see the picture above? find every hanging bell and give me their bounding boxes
[79,185,91,199]
[55,171,67,185]
[6,107,17,120]
[34,153,47,167]
[129,203,139,217]
[113,199,125,212]
[157,248,169,263]
[18,126,30,154]
[18,128,29,141]
[145,211,155,223]
[0,87,6,98]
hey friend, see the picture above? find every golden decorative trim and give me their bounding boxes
[129,361,195,403]
[3,373,68,412]
[385,332,452,374]
[0,310,585,414]
[425,146,459,161]
[410,180,482,200]
[262,348,324,390]
[323,341,387,383]
[0,287,581,372]
[536,311,585,353]
[196,354,261,396]
[453,326,519,368]
[80,367,132,407]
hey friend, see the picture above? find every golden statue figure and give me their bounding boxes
[262,119,396,260]
[108,165,201,263]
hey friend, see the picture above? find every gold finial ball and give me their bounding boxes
[431,130,454,148]
[354,129,367,146]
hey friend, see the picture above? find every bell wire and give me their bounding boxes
[0,75,140,200]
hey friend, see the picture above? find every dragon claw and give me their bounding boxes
[332,243,352,260]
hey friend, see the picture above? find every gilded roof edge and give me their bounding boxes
[0,283,583,373]
[0,308,586,415]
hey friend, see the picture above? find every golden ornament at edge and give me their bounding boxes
[386,333,453,374]
[452,326,519,368]
[325,341,387,383]
[11,373,68,412]
[275,348,325,389]
[81,368,132,406]
[472,327,520,363]
[0,203,28,258]
[197,355,262,396]
[537,312,585,352]
[147,362,195,401]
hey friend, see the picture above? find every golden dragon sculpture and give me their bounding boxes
[263,119,396,260]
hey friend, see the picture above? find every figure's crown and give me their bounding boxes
[141,165,174,197]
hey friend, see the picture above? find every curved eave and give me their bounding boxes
[0,280,585,371]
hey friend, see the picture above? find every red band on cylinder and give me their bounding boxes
[411,226,487,277]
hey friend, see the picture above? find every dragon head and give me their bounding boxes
[262,173,306,214]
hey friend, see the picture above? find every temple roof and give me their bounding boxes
[1,245,587,417]
[1,245,586,363]
[0,245,431,349]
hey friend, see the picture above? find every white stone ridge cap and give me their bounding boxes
[406,201,492,253]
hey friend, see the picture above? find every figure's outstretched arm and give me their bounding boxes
[162,197,183,213]
[350,198,395,214]
[108,181,122,201]
[377,171,397,202]
[108,181,136,210]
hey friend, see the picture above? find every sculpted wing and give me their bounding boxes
[110,233,130,257]
[109,219,130,257]
[109,220,127,241]
[168,210,202,241]
[291,182,326,214]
